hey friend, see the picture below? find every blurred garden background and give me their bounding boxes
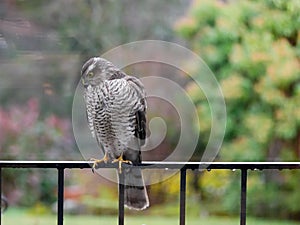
[0,0,300,224]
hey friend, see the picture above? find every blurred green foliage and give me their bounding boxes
[176,0,300,219]
[4,207,300,225]
[13,0,185,57]
[1,0,300,220]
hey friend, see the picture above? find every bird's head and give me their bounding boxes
[81,57,118,87]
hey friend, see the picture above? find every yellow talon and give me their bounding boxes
[90,152,109,173]
[112,154,132,174]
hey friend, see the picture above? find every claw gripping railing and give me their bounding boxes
[0,161,300,225]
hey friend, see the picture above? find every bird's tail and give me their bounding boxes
[122,167,149,210]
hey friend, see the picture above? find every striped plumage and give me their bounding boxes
[81,57,149,210]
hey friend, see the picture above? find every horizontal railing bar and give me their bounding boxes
[0,161,300,170]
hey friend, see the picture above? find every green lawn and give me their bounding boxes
[2,208,299,225]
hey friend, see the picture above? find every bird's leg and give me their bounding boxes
[90,152,109,173]
[112,153,132,174]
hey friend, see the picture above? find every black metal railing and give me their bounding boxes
[0,161,300,225]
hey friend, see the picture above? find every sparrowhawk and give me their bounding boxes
[81,57,149,210]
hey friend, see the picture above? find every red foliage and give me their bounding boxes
[0,98,73,160]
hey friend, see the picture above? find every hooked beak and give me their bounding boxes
[81,78,89,88]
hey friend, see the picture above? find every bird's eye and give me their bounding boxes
[88,72,94,77]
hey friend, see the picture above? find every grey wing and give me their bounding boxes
[126,76,147,146]
[135,101,146,146]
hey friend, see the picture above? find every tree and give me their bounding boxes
[1,0,190,112]
[176,0,300,219]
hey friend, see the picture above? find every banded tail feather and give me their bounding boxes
[123,167,149,210]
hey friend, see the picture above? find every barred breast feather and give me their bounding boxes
[84,77,145,152]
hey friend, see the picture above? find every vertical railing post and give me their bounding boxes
[0,167,2,225]
[119,172,125,225]
[240,169,247,225]
[57,167,64,225]
[180,168,187,225]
